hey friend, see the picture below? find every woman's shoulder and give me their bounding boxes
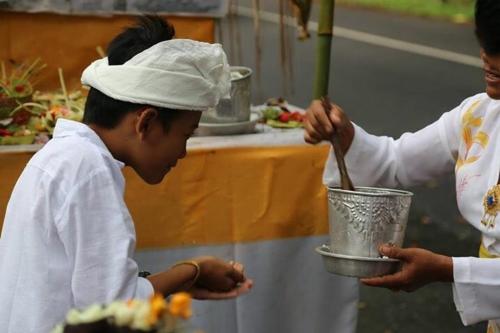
[439,93,489,125]
[456,93,490,113]
[452,92,484,109]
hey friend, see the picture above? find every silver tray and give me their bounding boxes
[316,245,401,278]
[196,111,260,136]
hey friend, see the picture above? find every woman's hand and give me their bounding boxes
[361,245,453,292]
[189,257,253,300]
[303,100,354,154]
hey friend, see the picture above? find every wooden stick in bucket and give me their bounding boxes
[321,96,355,191]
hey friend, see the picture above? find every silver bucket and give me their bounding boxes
[201,66,252,124]
[327,187,413,258]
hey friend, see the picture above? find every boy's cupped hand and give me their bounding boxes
[189,256,253,300]
[360,244,453,292]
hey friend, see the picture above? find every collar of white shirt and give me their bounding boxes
[53,119,125,169]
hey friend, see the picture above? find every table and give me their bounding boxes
[0,127,359,333]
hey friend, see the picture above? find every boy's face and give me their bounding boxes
[481,49,500,99]
[133,109,200,184]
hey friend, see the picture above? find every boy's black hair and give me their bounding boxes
[83,16,182,130]
[475,0,500,56]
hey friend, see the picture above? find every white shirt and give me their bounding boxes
[323,93,500,326]
[0,119,153,333]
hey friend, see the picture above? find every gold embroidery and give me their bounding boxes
[456,100,490,170]
[474,131,489,148]
[462,100,482,126]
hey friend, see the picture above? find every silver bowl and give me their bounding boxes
[316,245,401,278]
[328,187,413,258]
[201,66,252,124]
[196,111,260,136]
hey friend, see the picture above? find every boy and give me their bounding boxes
[0,16,251,333]
[304,0,500,330]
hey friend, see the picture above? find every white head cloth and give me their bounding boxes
[81,39,231,111]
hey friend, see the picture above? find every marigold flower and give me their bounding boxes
[168,292,192,319]
[148,294,168,324]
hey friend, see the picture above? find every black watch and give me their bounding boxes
[138,271,151,278]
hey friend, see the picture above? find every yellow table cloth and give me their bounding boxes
[1,144,329,245]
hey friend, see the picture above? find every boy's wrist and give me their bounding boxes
[171,260,201,289]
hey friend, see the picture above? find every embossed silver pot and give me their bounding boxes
[201,66,252,124]
[327,187,413,258]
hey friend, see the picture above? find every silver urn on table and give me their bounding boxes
[317,186,413,278]
[197,66,259,136]
[201,66,252,124]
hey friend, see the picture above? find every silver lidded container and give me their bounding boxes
[201,66,252,124]
[328,187,413,258]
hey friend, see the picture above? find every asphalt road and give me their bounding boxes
[219,3,487,332]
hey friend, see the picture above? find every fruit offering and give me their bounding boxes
[0,89,85,145]
[0,66,85,145]
[0,58,46,120]
[261,97,305,128]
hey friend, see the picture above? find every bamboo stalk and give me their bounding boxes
[313,0,336,99]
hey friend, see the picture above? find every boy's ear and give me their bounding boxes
[135,107,158,141]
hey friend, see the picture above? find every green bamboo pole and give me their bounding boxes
[313,0,335,99]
